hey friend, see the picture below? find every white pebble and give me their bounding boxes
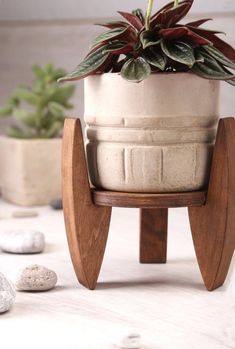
[113,333,141,349]
[0,272,16,313]
[12,211,39,218]
[0,230,45,254]
[15,264,57,291]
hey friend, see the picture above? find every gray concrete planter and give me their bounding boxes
[0,137,61,206]
[84,73,220,193]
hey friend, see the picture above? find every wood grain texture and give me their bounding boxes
[92,189,207,208]
[188,117,235,291]
[140,209,168,264]
[62,117,112,290]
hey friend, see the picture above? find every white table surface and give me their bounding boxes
[0,200,234,349]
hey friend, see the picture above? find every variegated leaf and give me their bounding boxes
[140,31,161,49]
[142,47,167,70]
[161,40,195,67]
[58,45,110,82]
[203,45,235,69]
[91,27,131,48]
[121,57,151,82]
[191,51,235,80]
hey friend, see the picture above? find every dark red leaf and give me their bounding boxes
[151,0,182,21]
[189,28,235,62]
[118,11,144,30]
[186,18,212,27]
[188,26,224,35]
[160,27,211,46]
[151,0,193,27]
[95,21,129,29]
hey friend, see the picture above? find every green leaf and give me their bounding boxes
[44,63,54,75]
[14,87,39,105]
[32,65,45,79]
[51,85,75,107]
[0,106,13,117]
[13,109,37,128]
[203,45,235,70]
[121,57,151,82]
[191,52,235,80]
[142,47,167,71]
[91,27,130,48]
[58,45,110,82]
[8,96,20,107]
[52,68,67,80]
[7,125,34,139]
[161,40,195,67]
[48,101,64,118]
[140,31,160,49]
[43,121,63,138]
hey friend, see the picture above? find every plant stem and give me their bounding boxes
[174,0,179,7]
[145,0,154,30]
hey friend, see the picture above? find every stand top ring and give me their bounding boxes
[92,189,207,208]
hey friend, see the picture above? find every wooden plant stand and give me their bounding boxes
[62,117,235,291]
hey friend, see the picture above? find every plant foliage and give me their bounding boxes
[0,64,75,138]
[58,0,235,84]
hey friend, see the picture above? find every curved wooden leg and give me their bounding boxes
[140,208,168,263]
[62,118,112,290]
[188,118,235,291]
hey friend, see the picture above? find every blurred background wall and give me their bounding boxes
[0,0,235,133]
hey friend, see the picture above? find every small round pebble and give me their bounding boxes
[15,265,57,291]
[0,230,45,254]
[49,198,63,210]
[113,333,141,349]
[0,272,16,313]
[12,211,39,218]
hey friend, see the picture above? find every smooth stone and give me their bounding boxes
[113,334,141,349]
[49,198,63,210]
[0,272,16,313]
[12,211,39,218]
[15,264,57,291]
[0,230,45,254]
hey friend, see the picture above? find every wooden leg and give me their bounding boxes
[140,208,168,263]
[188,118,235,291]
[62,118,112,290]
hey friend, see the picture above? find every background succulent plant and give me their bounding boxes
[59,0,235,84]
[0,64,75,138]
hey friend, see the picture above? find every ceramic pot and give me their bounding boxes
[84,73,220,193]
[0,137,61,205]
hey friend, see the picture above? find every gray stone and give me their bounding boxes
[12,211,39,218]
[49,198,63,210]
[15,264,57,291]
[0,272,16,313]
[113,333,141,349]
[0,230,45,254]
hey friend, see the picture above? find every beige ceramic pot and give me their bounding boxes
[84,73,220,193]
[0,137,61,206]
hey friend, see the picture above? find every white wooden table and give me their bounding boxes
[0,200,234,349]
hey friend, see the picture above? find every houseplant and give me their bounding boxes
[59,0,235,193]
[0,64,75,205]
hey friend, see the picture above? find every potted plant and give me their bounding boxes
[0,64,75,205]
[59,0,235,193]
